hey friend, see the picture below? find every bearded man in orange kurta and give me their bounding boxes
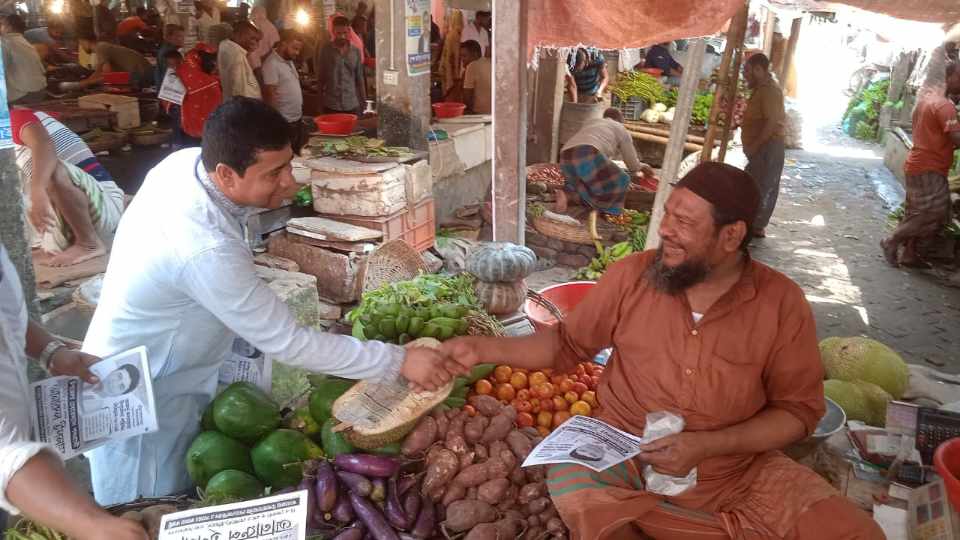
[443,162,883,539]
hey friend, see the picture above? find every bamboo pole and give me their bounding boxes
[628,131,703,152]
[700,1,750,163]
[718,46,746,162]
[625,123,706,144]
[779,18,802,85]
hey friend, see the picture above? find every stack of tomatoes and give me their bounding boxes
[469,362,603,436]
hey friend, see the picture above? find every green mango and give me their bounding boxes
[377,303,400,317]
[251,429,325,488]
[363,324,379,340]
[438,325,455,340]
[309,378,356,426]
[379,317,398,339]
[407,317,425,338]
[440,304,467,319]
[204,470,264,501]
[212,382,281,444]
[421,322,442,339]
[320,418,354,457]
[395,313,410,335]
[186,431,254,489]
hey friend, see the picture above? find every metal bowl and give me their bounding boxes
[784,397,847,461]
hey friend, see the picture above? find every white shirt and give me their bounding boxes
[262,51,303,122]
[460,23,489,56]
[1,33,46,102]
[82,148,404,505]
[562,118,644,173]
[0,245,52,514]
[218,39,262,101]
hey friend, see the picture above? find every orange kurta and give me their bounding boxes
[546,251,860,539]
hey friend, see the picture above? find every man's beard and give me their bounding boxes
[646,247,711,295]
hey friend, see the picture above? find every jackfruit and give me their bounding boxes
[820,337,909,399]
[851,380,892,427]
[823,379,892,427]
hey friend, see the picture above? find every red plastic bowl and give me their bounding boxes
[524,281,596,332]
[432,102,466,119]
[641,68,664,78]
[102,71,131,85]
[315,113,358,135]
[934,438,960,511]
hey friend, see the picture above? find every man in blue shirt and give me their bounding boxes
[566,48,609,104]
[643,43,683,78]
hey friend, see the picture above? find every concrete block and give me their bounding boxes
[267,233,362,304]
[546,238,565,251]
[255,265,321,328]
[530,245,558,260]
[526,230,548,248]
[556,253,591,268]
[317,299,343,321]
[578,245,599,258]
[254,253,301,272]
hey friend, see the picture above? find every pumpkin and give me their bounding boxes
[475,280,528,316]
[466,243,538,282]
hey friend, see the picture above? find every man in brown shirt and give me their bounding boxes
[443,163,881,539]
[742,53,786,238]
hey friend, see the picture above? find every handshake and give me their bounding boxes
[398,336,488,393]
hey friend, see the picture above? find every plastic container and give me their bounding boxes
[641,68,664,78]
[326,197,436,253]
[934,438,960,511]
[315,113,358,135]
[102,71,131,85]
[523,281,596,332]
[611,95,647,122]
[432,102,466,119]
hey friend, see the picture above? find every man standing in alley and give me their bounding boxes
[318,16,365,115]
[1,15,47,105]
[218,21,262,101]
[742,53,786,239]
[460,40,490,114]
[882,61,960,268]
[262,31,306,153]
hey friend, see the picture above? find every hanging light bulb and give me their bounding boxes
[294,7,309,28]
[49,0,64,13]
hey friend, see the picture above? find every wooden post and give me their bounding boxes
[528,50,566,164]
[700,1,749,163]
[762,8,776,57]
[779,17,802,85]
[645,39,708,251]
[491,0,528,243]
[717,44,746,162]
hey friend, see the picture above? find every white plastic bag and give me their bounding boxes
[642,411,698,496]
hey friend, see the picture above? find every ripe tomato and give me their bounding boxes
[590,375,601,389]
[514,399,533,413]
[528,372,548,387]
[497,383,516,403]
[539,398,555,412]
[514,368,530,375]
[493,365,513,384]
[533,382,556,399]
[475,379,493,395]
[575,364,587,377]
[517,412,535,428]
[531,400,541,414]
[550,374,566,386]
[463,404,478,417]
[537,426,551,437]
[558,378,575,394]
[516,389,531,401]
[571,382,589,396]
[564,390,579,404]
[552,396,569,411]
[537,411,553,428]
[570,400,592,416]
[510,372,529,390]
[553,410,572,428]
[581,390,597,408]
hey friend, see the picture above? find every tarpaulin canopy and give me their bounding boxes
[829,1,960,23]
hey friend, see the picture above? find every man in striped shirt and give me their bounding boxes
[11,109,125,266]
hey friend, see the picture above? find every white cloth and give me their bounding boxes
[1,33,46,102]
[0,245,54,514]
[460,23,489,56]
[82,148,405,505]
[261,51,302,122]
[562,117,644,173]
[218,39,262,101]
[247,15,279,70]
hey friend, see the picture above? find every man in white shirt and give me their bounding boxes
[460,10,490,57]
[82,98,458,505]
[460,40,490,115]
[0,244,146,540]
[262,30,305,153]
[217,21,262,101]
[0,14,47,105]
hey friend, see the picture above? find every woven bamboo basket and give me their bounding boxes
[525,289,565,323]
[86,131,128,153]
[131,128,172,146]
[464,308,507,337]
[358,239,428,295]
[532,214,596,245]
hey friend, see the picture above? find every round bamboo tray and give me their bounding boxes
[86,131,128,153]
[358,239,428,295]
[532,214,596,245]
[131,128,172,146]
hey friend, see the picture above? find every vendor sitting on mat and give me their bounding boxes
[555,108,654,223]
[441,162,883,540]
[12,109,124,267]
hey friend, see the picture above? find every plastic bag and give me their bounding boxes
[642,411,698,496]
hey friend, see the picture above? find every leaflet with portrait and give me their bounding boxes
[521,415,644,472]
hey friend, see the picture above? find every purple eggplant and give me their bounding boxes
[298,478,322,530]
[332,486,356,523]
[348,492,400,540]
[409,495,434,539]
[384,475,408,531]
[337,471,373,496]
[370,478,386,503]
[397,475,418,497]
[331,524,365,540]
[315,461,339,512]
[401,490,420,530]
[335,454,400,478]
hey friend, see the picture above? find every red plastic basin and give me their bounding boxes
[934,438,960,511]
[641,68,664,78]
[315,113,358,135]
[432,102,466,119]
[103,71,131,85]
[523,281,596,332]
